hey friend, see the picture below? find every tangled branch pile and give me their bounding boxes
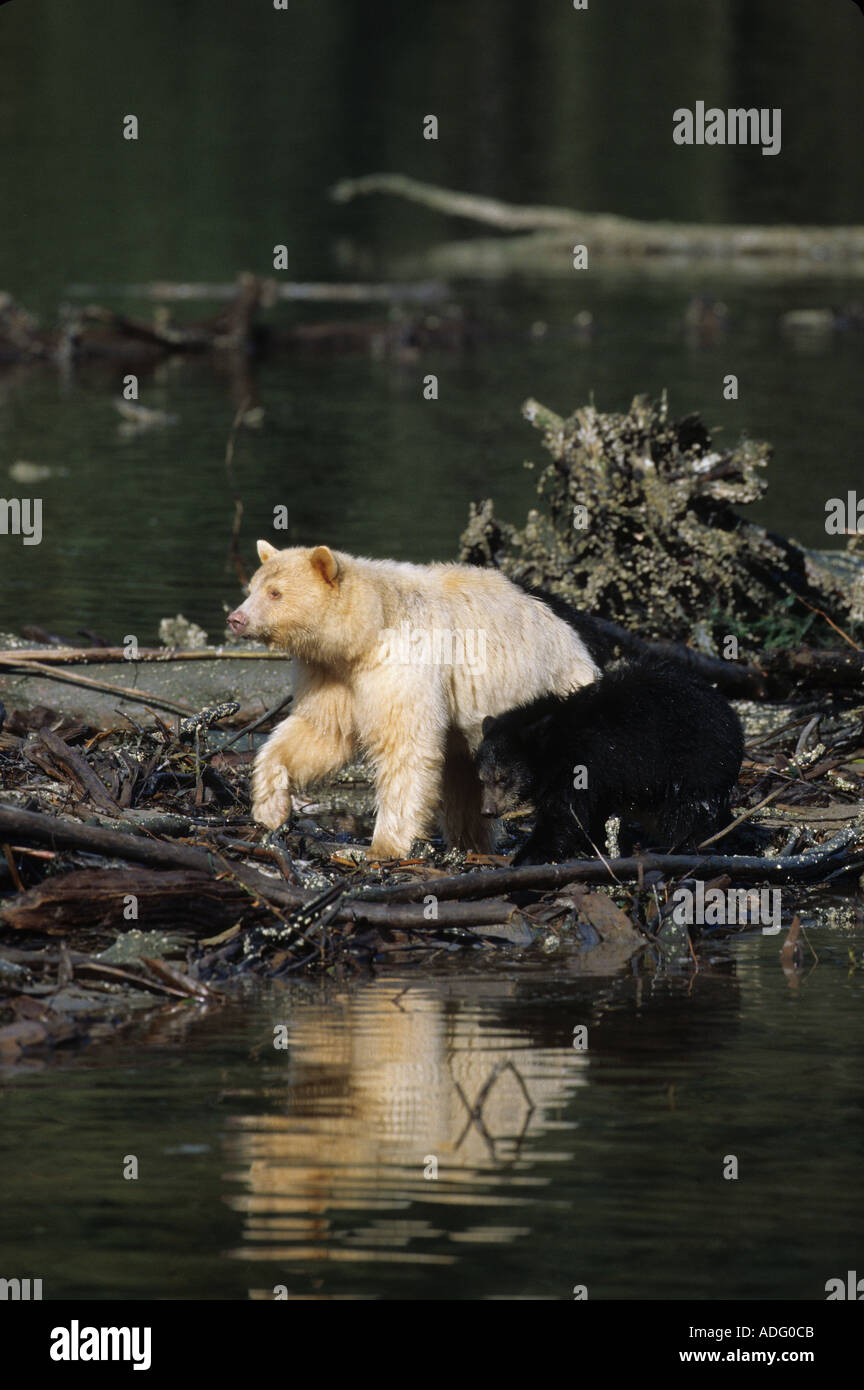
[459,395,862,654]
[2,686,864,1061]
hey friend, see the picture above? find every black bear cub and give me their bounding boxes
[476,657,744,865]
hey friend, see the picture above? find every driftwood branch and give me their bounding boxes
[0,804,303,908]
[23,728,121,814]
[3,273,455,372]
[333,173,586,231]
[0,654,198,715]
[0,646,289,664]
[331,173,864,265]
[215,693,294,751]
[354,829,862,903]
[80,305,211,351]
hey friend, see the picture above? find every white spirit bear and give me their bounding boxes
[228,542,600,858]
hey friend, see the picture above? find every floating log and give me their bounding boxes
[332,173,864,268]
[65,279,449,304]
[1,274,457,368]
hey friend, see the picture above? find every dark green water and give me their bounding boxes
[1,0,863,1301]
[1,1,863,640]
[3,272,864,645]
[1,919,862,1300]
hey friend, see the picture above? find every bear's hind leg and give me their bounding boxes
[440,728,493,853]
[656,792,729,851]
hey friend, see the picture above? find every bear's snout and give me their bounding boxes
[227,609,248,634]
[480,791,500,818]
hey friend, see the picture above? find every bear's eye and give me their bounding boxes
[268,588,282,601]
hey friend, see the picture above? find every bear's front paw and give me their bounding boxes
[252,762,292,830]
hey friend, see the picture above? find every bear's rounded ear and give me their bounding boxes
[481,715,495,738]
[257,539,278,564]
[310,545,340,586]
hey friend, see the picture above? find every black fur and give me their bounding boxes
[518,582,758,698]
[517,583,636,668]
[476,656,744,865]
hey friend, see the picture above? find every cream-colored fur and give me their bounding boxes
[227,542,599,859]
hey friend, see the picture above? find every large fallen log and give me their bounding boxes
[353,827,863,903]
[3,640,861,702]
[621,643,864,699]
[0,860,516,935]
[0,867,258,934]
[0,806,516,930]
